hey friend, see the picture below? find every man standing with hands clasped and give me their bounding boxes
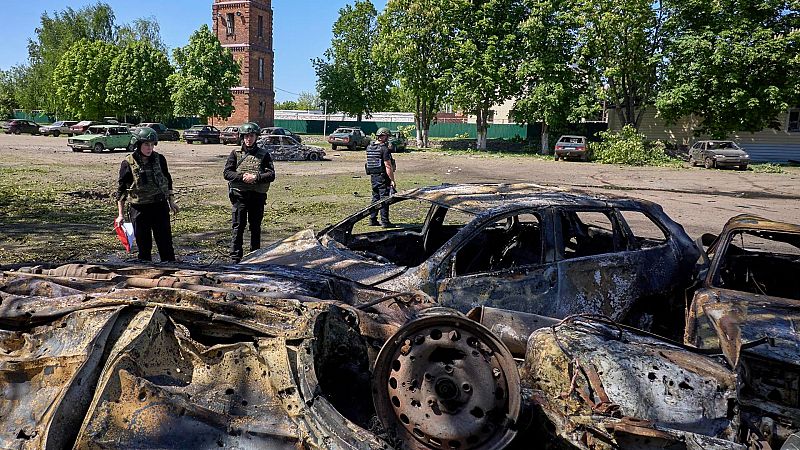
[364,127,397,227]
[223,122,276,263]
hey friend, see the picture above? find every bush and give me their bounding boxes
[397,124,416,136]
[751,163,784,174]
[590,125,672,166]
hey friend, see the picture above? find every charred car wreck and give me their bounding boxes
[245,184,699,337]
[0,258,796,449]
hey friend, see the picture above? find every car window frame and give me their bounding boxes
[554,207,627,261]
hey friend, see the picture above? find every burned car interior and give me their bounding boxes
[713,229,800,300]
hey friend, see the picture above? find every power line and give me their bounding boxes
[274,86,301,97]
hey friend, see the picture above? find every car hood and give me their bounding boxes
[328,133,351,138]
[242,229,405,285]
[689,287,800,368]
[71,134,101,141]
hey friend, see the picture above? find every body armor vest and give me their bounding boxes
[365,142,387,175]
[125,152,169,204]
[229,145,270,194]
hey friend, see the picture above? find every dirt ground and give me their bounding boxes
[2,133,799,265]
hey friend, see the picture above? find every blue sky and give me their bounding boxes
[0,0,387,102]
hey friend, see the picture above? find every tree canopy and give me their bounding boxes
[107,41,173,121]
[656,0,800,137]
[52,39,119,119]
[168,24,241,120]
[314,0,390,120]
[375,0,456,147]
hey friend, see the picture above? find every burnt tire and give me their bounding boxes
[331,144,337,150]
[688,155,696,166]
[704,157,715,169]
[13,129,20,135]
[307,152,321,161]
[93,143,103,153]
[186,140,193,144]
[202,137,209,144]
[52,130,60,137]
[738,164,748,171]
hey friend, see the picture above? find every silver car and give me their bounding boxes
[39,120,78,137]
[688,140,750,170]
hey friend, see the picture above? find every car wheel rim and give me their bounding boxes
[373,311,520,450]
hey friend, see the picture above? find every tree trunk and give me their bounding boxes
[476,106,489,150]
[540,122,549,155]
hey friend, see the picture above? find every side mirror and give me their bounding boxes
[701,233,717,247]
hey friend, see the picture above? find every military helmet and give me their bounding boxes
[132,127,158,146]
[239,122,261,136]
[376,127,391,137]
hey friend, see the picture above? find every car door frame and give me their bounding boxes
[428,207,560,314]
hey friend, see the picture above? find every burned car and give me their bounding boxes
[0,262,763,449]
[686,214,800,446]
[261,134,327,161]
[244,183,699,334]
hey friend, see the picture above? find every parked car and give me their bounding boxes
[327,127,370,150]
[2,119,41,135]
[39,120,78,137]
[688,140,750,170]
[687,214,800,446]
[261,135,326,161]
[390,130,408,152]
[554,135,590,161]
[134,123,180,141]
[183,125,221,144]
[70,120,98,134]
[67,125,133,153]
[220,125,242,145]
[260,126,302,143]
[243,183,700,332]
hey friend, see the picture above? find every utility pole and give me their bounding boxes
[322,100,328,136]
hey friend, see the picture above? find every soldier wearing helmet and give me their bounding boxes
[115,126,178,262]
[364,127,397,227]
[223,122,276,263]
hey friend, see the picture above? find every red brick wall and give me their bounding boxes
[211,0,275,128]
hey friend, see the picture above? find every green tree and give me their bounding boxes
[296,91,321,110]
[7,65,48,114]
[314,0,390,121]
[168,24,240,121]
[385,83,416,113]
[0,70,18,119]
[106,41,173,121]
[449,0,528,149]
[578,0,668,130]
[376,0,456,147]
[27,3,116,113]
[515,0,597,153]
[275,100,300,110]
[656,1,800,137]
[116,17,167,53]
[52,39,119,119]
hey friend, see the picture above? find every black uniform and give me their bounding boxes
[223,141,276,262]
[365,141,395,225]
[117,150,176,262]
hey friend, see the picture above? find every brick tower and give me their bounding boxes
[212,0,274,127]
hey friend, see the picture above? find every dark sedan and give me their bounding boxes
[260,126,302,143]
[688,140,750,170]
[134,123,180,141]
[244,183,700,334]
[3,119,41,135]
[183,125,221,144]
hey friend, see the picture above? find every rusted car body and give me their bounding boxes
[243,184,699,334]
[261,134,327,161]
[1,262,768,449]
[686,214,800,447]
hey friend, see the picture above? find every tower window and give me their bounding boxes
[258,58,264,81]
[258,15,264,38]
[226,13,235,36]
[258,100,266,117]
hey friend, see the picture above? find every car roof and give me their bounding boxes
[698,140,735,143]
[395,183,652,215]
[720,214,800,235]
